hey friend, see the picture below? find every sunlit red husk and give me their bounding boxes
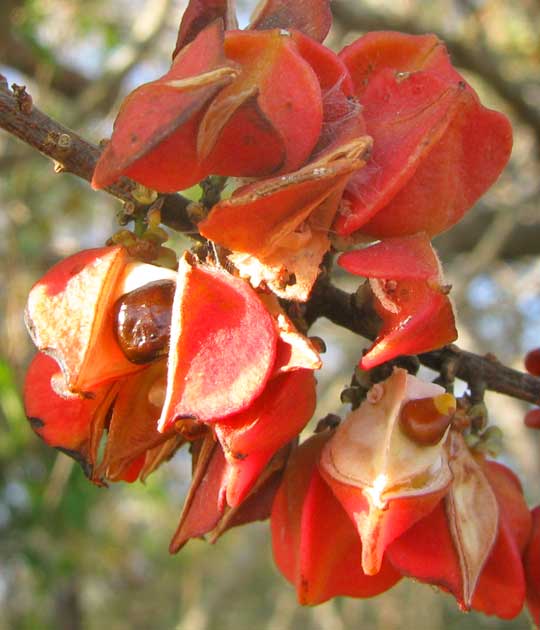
[525,507,540,627]
[320,472,449,576]
[336,32,512,238]
[95,360,172,482]
[472,460,531,619]
[319,369,453,575]
[340,32,459,97]
[173,0,238,55]
[338,235,457,368]
[387,454,529,619]
[199,90,286,177]
[386,500,462,597]
[169,435,229,553]
[170,436,293,552]
[271,433,401,605]
[364,284,456,369]
[290,30,363,158]
[158,256,277,430]
[201,138,370,301]
[249,0,332,43]
[199,28,323,176]
[338,233,440,281]
[291,30,354,96]
[23,353,114,477]
[92,22,235,192]
[210,443,294,542]
[215,369,316,506]
[358,85,512,238]
[201,140,368,256]
[25,246,142,393]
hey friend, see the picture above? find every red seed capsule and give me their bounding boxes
[114,280,175,364]
[399,394,456,446]
[525,348,540,377]
[525,409,540,430]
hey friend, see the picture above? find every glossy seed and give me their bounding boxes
[399,394,456,446]
[114,280,175,364]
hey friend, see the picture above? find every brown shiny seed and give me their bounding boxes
[399,395,455,446]
[114,280,175,364]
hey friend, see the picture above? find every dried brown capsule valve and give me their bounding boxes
[114,280,175,364]
[399,393,456,446]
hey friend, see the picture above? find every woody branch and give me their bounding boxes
[0,77,194,233]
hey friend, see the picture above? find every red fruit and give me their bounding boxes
[338,234,457,368]
[25,246,143,392]
[200,136,370,301]
[169,435,230,553]
[525,507,540,627]
[335,32,512,238]
[319,368,453,575]
[214,369,316,506]
[387,436,530,619]
[200,28,324,176]
[525,348,540,376]
[169,434,292,552]
[525,409,540,430]
[472,460,531,619]
[92,21,235,192]
[249,0,332,43]
[158,255,278,430]
[173,0,238,55]
[271,432,401,605]
[94,360,170,482]
[24,353,115,476]
[341,32,454,93]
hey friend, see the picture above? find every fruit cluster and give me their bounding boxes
[22,0,539,624]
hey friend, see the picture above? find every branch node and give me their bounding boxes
[314,414,341,433]
[434,354,459,391]
[469,378,487,405]
[11,83,33,114]
[484,352,500,363]
[57,133,72,150]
